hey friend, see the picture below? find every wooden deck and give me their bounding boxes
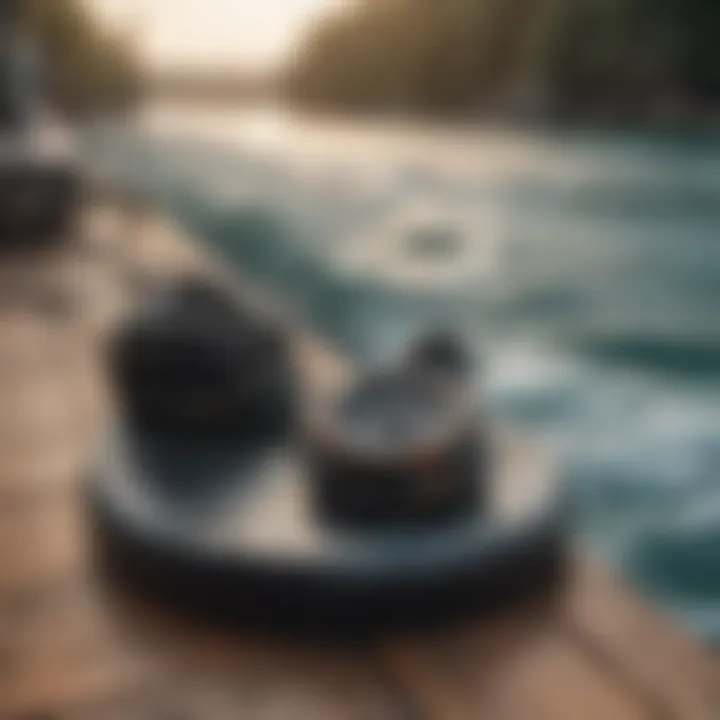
[0,207,717,719]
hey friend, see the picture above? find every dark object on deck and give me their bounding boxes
[92,317,568,637]
[0,162,81,249]
[110,276,296,440]
[0,1,81,250]
[90,427,566,638]
[308,369,484,528]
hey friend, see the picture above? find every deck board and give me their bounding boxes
[561,559,720,719]
[0,210,715,718]
[375,589,653,720]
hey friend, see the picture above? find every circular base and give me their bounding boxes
[88,428,569,637]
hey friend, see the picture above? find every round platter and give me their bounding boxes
[89,424,568,637]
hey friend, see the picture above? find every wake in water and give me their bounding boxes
[87,109,720,642]
[337,201,501,291]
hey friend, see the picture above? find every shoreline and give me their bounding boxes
[129,95,720,147]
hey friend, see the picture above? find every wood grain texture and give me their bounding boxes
[375,588,650,720]
[562,559,720,719]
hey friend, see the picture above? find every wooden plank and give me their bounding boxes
[378,602,554,720]
[69,593,408,720]
[0,299,129,716]
[0,571,408,718]
[0,582,153,717]
[561,558,720,720]
[500,635,649,720]
[376,590,649,720]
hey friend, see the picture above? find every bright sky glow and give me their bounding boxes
[90,0,344,71]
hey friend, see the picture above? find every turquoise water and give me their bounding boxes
[91,105,720,642]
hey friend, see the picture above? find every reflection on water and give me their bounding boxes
[337,202,500,290]
[89,104,720,642]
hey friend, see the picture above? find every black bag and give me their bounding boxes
[111,278,297,440]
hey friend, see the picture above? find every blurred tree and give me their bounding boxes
[25,0,140,114]
[287,0,720,122]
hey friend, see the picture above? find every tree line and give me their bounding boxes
[286,0,720,122]
[26,0,140,114]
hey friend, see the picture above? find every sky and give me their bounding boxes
[90,0,344,72]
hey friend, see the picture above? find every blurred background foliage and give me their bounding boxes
[26,0,140,114]
[287,0,720,122]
